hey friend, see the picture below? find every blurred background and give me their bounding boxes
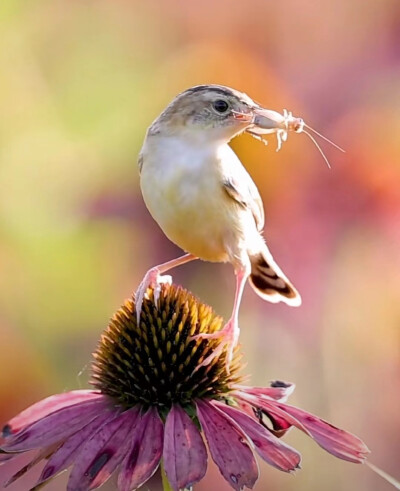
[0,0,399,489]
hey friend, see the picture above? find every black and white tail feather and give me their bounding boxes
[249,245,301,307]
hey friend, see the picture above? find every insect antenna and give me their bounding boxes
[304,123,345,153]
[302,129,333,169]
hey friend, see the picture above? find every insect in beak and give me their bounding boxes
[234,107,344,169]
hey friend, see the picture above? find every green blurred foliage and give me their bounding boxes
[0,0,399,490]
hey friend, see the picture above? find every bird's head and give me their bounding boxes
[148,84,298,145]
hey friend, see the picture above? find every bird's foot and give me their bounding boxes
[192,318,239,374]
[135,267,172,324]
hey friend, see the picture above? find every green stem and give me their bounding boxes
[160,460,193,491]
[161,461,174,491]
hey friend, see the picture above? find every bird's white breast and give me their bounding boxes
[140,134,251,262]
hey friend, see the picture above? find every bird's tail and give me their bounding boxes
[249,245,301,307]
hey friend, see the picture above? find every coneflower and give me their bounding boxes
[0,284,368,490]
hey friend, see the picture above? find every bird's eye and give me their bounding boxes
[212,99,229,113]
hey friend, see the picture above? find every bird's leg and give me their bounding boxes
[193,267,248,372]
[135,253,197,323]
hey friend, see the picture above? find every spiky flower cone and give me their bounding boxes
[92,284,243,409]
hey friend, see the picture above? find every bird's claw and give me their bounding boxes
[192,319,239,374]
[135,268,172,324]
[153,274,172,305]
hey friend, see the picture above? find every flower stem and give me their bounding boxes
[161,461,174,491]
[161,460,193,491]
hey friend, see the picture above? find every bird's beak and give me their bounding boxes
[232,107,287,134]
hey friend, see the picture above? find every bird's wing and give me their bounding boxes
[222,172,264,232]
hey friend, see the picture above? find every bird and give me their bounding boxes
[136,84,302,369]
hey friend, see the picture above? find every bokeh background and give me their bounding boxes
[1,0,399,490]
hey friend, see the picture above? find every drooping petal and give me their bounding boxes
[238,392,369,464]
[238,394,293,439]
[88,408,142,490]
[234,398,255,417]
[215,402,301,472]
[1,398,108,452]
[118,407,163,491]
[33,410,117,489]
[163,405,207,491]
[4,444,58,488]
[3,391,102,437]
[237,382,295,402]
[196,399,258,491]
[67,407,139,491]
[263,411,292,438]
[274,403,370,463]
[0,454,13,464]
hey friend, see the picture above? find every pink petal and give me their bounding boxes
[88,408,141,490]
[163,405,207,491]
[3,390,102,437]
[234,399,256,417]
[118,407,164,491]
[4,445,58,488]
[1,398,108,452]
[238,393,369,464]
[275,403,370,463]
[33,410,117,488]
[196,399,258,491]
[67,408,139,491]
[239,382,295,402]
[215,402,301,473]
[0,454,13,463]
[263,411,292,438]
[237,394,292,438]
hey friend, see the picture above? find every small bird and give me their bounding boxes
[137,84,302,367]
